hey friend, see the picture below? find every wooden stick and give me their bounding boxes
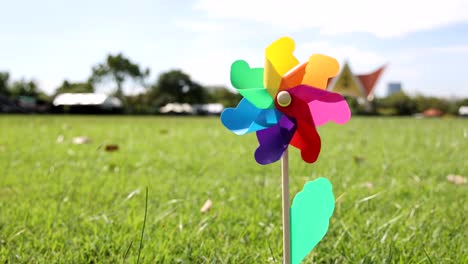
[281,148,291,264]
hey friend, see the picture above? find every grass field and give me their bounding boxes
[0,115,466,263]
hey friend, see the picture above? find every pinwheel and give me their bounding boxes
[220,37,351,264]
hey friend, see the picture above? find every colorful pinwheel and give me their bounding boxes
[221,37,351,165]
[220,37,352,264]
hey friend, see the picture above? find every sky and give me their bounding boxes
[1,0,468,98]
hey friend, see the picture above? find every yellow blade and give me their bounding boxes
[264,37,300,97]
[302,54,339,90]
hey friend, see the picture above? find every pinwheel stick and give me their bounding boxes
[281,148,291,264]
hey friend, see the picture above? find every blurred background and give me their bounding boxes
[1,0,467,116]
[1,1,467,263]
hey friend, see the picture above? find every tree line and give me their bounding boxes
[346,92,467,116]
[1,53,466,115]
[0,53,241,114]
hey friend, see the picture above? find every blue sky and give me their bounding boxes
[1,0,468,97]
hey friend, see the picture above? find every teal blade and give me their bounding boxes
[290,178,335,264]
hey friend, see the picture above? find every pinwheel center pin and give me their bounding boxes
[277,91,292,107]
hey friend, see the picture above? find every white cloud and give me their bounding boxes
[297,41,387,71]
[39,79,59,91]
[174,19,223,32]
[178,44,260,88]
[195,0,468,38]
[428,45,468,53]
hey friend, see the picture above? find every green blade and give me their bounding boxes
[230,60,274,109]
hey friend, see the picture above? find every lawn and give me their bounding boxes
[0,115,466,263]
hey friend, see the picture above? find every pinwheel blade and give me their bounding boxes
[231,60,274,109]
[290,178,335,264]
[308,91,351,127]
[275,85,351,128]
[290,120,321,163]
[221,98,282,135]
[254,115,296,165]
[264,37,300,98]
[279,62,307,91]
[301,54,340,90]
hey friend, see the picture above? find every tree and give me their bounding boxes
[54,80,94,96]
[0,72,10,96]
[89,53,150,98]
[376,91,417,115]
[9,79,40,98]
[207,86,242,107]
[125,93,155,114]
[413,95,449,113]
[344,96,361,114]
[452,98,468,115]
[151,69,209,105]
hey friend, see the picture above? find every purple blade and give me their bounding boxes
[254,115,297,165]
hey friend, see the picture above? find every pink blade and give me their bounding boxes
[275,84,351,128]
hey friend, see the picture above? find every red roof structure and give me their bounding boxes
[356,65,386,97]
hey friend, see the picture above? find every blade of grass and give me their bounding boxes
[122,240,133,263]
[423,246,433,264]
[137,186,148,264]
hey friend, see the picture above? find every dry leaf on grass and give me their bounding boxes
[200,199,212,213]
[105,144,119,152]
[72,136,91,144]
[447,175,467,185]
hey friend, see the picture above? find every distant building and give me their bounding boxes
[52,93,122,113]
[387,82,402,95]
[423,108,444,117]
[159,103,224,115]
[159,103,194,115]
[193,103,224,115]
[17,96,36,109]
[459,106,468,117]
[0,95,26,113]
[0,95,49,113]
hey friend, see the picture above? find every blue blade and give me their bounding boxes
[221,98,282,135]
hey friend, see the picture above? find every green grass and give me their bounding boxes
[0,115,466,263]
